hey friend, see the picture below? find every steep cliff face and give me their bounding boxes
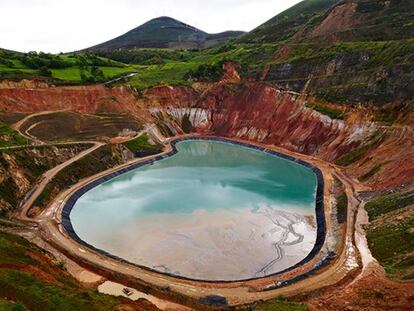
[198,83,347,155]
[0,145,89,212]
[142,86,199,108]
[142,81,414,191]
[0,80,412,192]
[239,0,414,106]
[346,127,414,190]
[265,46,414,105]
[0,84,143,116]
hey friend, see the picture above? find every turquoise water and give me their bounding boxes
[70,140,318,280]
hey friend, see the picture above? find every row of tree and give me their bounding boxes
[95,49,193,65]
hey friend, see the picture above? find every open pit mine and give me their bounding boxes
[1,1,414,310]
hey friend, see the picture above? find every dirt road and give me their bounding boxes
[12,110,70,144]
[16,135,367,307]
[17,141,105,221]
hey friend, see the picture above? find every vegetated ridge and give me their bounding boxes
[85,16,245,51]
[0,0,414,310]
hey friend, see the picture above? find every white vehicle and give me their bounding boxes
[122,288,134,297]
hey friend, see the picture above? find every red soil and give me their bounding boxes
[0,84,141,116]
[308,272,414,311]
[310,1,359,42]
[1,80,413,192]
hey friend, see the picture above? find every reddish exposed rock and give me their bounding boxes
[347,126,414,191]
[199,83,347,155]
[308,272,414,311]
[0,79,49,89]
[143,86,198,108]
[308,1,359,42]
[221,62,241,84]
[0,84,141,115]
[196,83,414,191]
[0,80,413,191]
[118,299,160,311]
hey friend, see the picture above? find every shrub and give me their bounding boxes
[181,114,192,134]
[122,133,162,153]
[365,191,414,219]
[358,163,383,182]
[185,62,224,82]
[38,66,52,77]
[305,101,345,120]
[335,132,386,166]
[336,192,348,224]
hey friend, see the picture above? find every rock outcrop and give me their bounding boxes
[0,84,143,116]
[0,80,412,192]
[0,144,89,211]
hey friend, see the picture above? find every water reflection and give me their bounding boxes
[70,141,318,280]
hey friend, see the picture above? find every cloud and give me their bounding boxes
[0,0,301,53]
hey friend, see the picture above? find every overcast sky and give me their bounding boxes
[0,0,302,53]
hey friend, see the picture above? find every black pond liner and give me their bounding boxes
[61,137,331,286]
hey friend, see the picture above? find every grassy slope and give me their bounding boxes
[0,50,137,83]
[241,0,414,44]
[365,191,414,220]
[122,133,162,153]
[239,0,338,43]
[0,145,90,212]
[0,231,126,311]
[366,190,414,280]
[368,217,414,280]
[50,66,137,82]
[1,1,414,108]
[34,145,123,209]
[0,298,23,310]
[127,43,278,90]
[250,297,309,311]
[0,122,27,148]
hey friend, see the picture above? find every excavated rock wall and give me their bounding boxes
[0,84,145,116]
[0,81,412,191]
[146,83,414,191]
[0,144,89,211]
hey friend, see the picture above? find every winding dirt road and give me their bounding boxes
[14,135,370,308]
[12,110,70,144]
[17,141,105,222]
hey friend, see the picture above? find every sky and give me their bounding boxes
[0,0,302,53]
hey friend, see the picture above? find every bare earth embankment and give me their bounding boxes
[0,76,413,310]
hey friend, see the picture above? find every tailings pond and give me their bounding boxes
[70,140,319,281]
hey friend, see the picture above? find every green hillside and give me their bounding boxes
[237,0,414,106]
[241,0,414,44]
[0,122,27,148]
[0,230,153,310]
[0,49,136,84]
[1,0,414,108]
[86,16,244,51]
[240,0,339,43]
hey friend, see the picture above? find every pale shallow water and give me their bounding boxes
[70,140,318,280]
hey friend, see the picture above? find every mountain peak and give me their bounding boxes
[148,16,181,22]
[86,17,243,51]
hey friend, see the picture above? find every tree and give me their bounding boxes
[90,66,105,81]
[38,66,52,77]
[12,301,26,311]
[181,113,192,133]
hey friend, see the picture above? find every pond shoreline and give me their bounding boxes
[61,136,328,284]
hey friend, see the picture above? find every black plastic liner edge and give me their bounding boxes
[61,137,330,284]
